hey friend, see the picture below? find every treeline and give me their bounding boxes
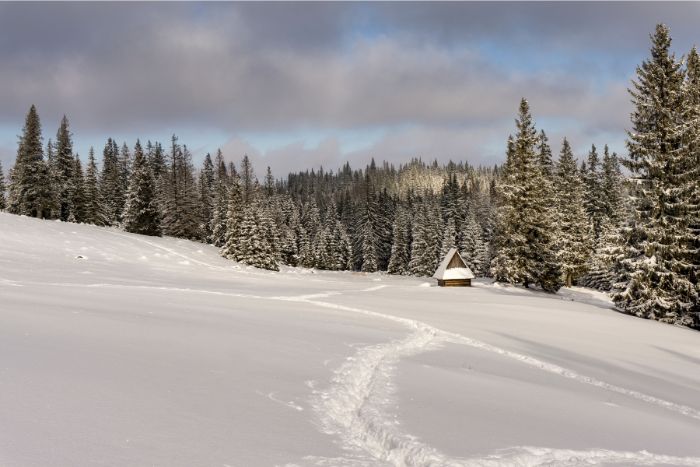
[1,24,697,328]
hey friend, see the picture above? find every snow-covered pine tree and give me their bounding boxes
[210,151,229,247]
[161,137,200,239]
[459,207,487,276]
[388,204,411,275]
[235,202,279,271]
[277,200,300,266]
[683,46,700,326]
[600,146,626,224]
[613,24,698,325]
[582,217,626,291]
[0,161,6,210]
[54,115,76,221]
[100,138,122,225]
[360,175,380,272]
[83,147,109,226]
[555,138,593,287]
[119,143,131,218]
[68,155,86,223]
[537,130,554,178]
[264,166,275,197]
[198,153,215,242]
[409,197,441,276]
[580,147,628,290]
[582,145,606,240]
[8,105,54,218]
[377,188,394,270]
[240,154,255,205]
[123,140,161,236]
[333,219,353,270]
[490,136,522,283]
[221,171,244,261]
[491,99,561,292]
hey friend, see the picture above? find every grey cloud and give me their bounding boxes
[0,2,695,171]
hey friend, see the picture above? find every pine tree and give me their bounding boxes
[123,140,161,236]
[54,115,76,221]
[8,105,54,218]
[409,198,441,276]
[555,138,593,287]
[491,99,561,292]
[459,207,487,276]
[100,138,122,225]
[683,46,700,326]
[600,146,626,223]
[234,202,279,271]
[582,144,606,239]
[360,175,380,272]
[388,204,411,275]
[582,217,626,291]
[198,153,215,242]
[240,154,255,205]
[69,155,86,223]
[221,172,244,261]
[490,136,522,283]
[264,166,275,197]
[161,137,200,239]
[613,24,698,325]
[210,150,229,246]
[83,147,109,226]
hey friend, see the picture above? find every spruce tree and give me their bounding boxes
[240,154,255,205]
[234,202,279,271]
[69,155,86,223]
[83,147,109,226]
[683,46,700,325]
[210,150,229,246]
[613,24,698,325]
[491,99,561,292]
[582,145,606,239]
[198,153,215,242]
[555,138,593,287]
[459,207,487,276]
[123,140,161,236]
[54,115,76,221]
[360,175,380,272]
[100,138,122,225]
[388,204,411,275]
[221,172,244,261]
[161,137,200,239]
[409,198,441,277]
[8,105,54,218]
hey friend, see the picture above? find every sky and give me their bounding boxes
[1,2,700,177]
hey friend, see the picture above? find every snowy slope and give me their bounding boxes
[1,212,699,467]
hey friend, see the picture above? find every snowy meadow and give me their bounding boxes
[1,213,699,466]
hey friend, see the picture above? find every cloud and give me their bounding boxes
[0,2,694,172]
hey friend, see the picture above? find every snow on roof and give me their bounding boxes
[432,247,475,280]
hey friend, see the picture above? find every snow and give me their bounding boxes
[1,212,699,467]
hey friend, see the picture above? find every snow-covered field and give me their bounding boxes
[1,212,699,467]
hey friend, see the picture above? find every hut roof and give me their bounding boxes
[432,247,475,280]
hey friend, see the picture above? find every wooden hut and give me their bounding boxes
[433,248,475,287]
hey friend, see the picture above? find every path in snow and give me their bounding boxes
[287,294,700,467]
